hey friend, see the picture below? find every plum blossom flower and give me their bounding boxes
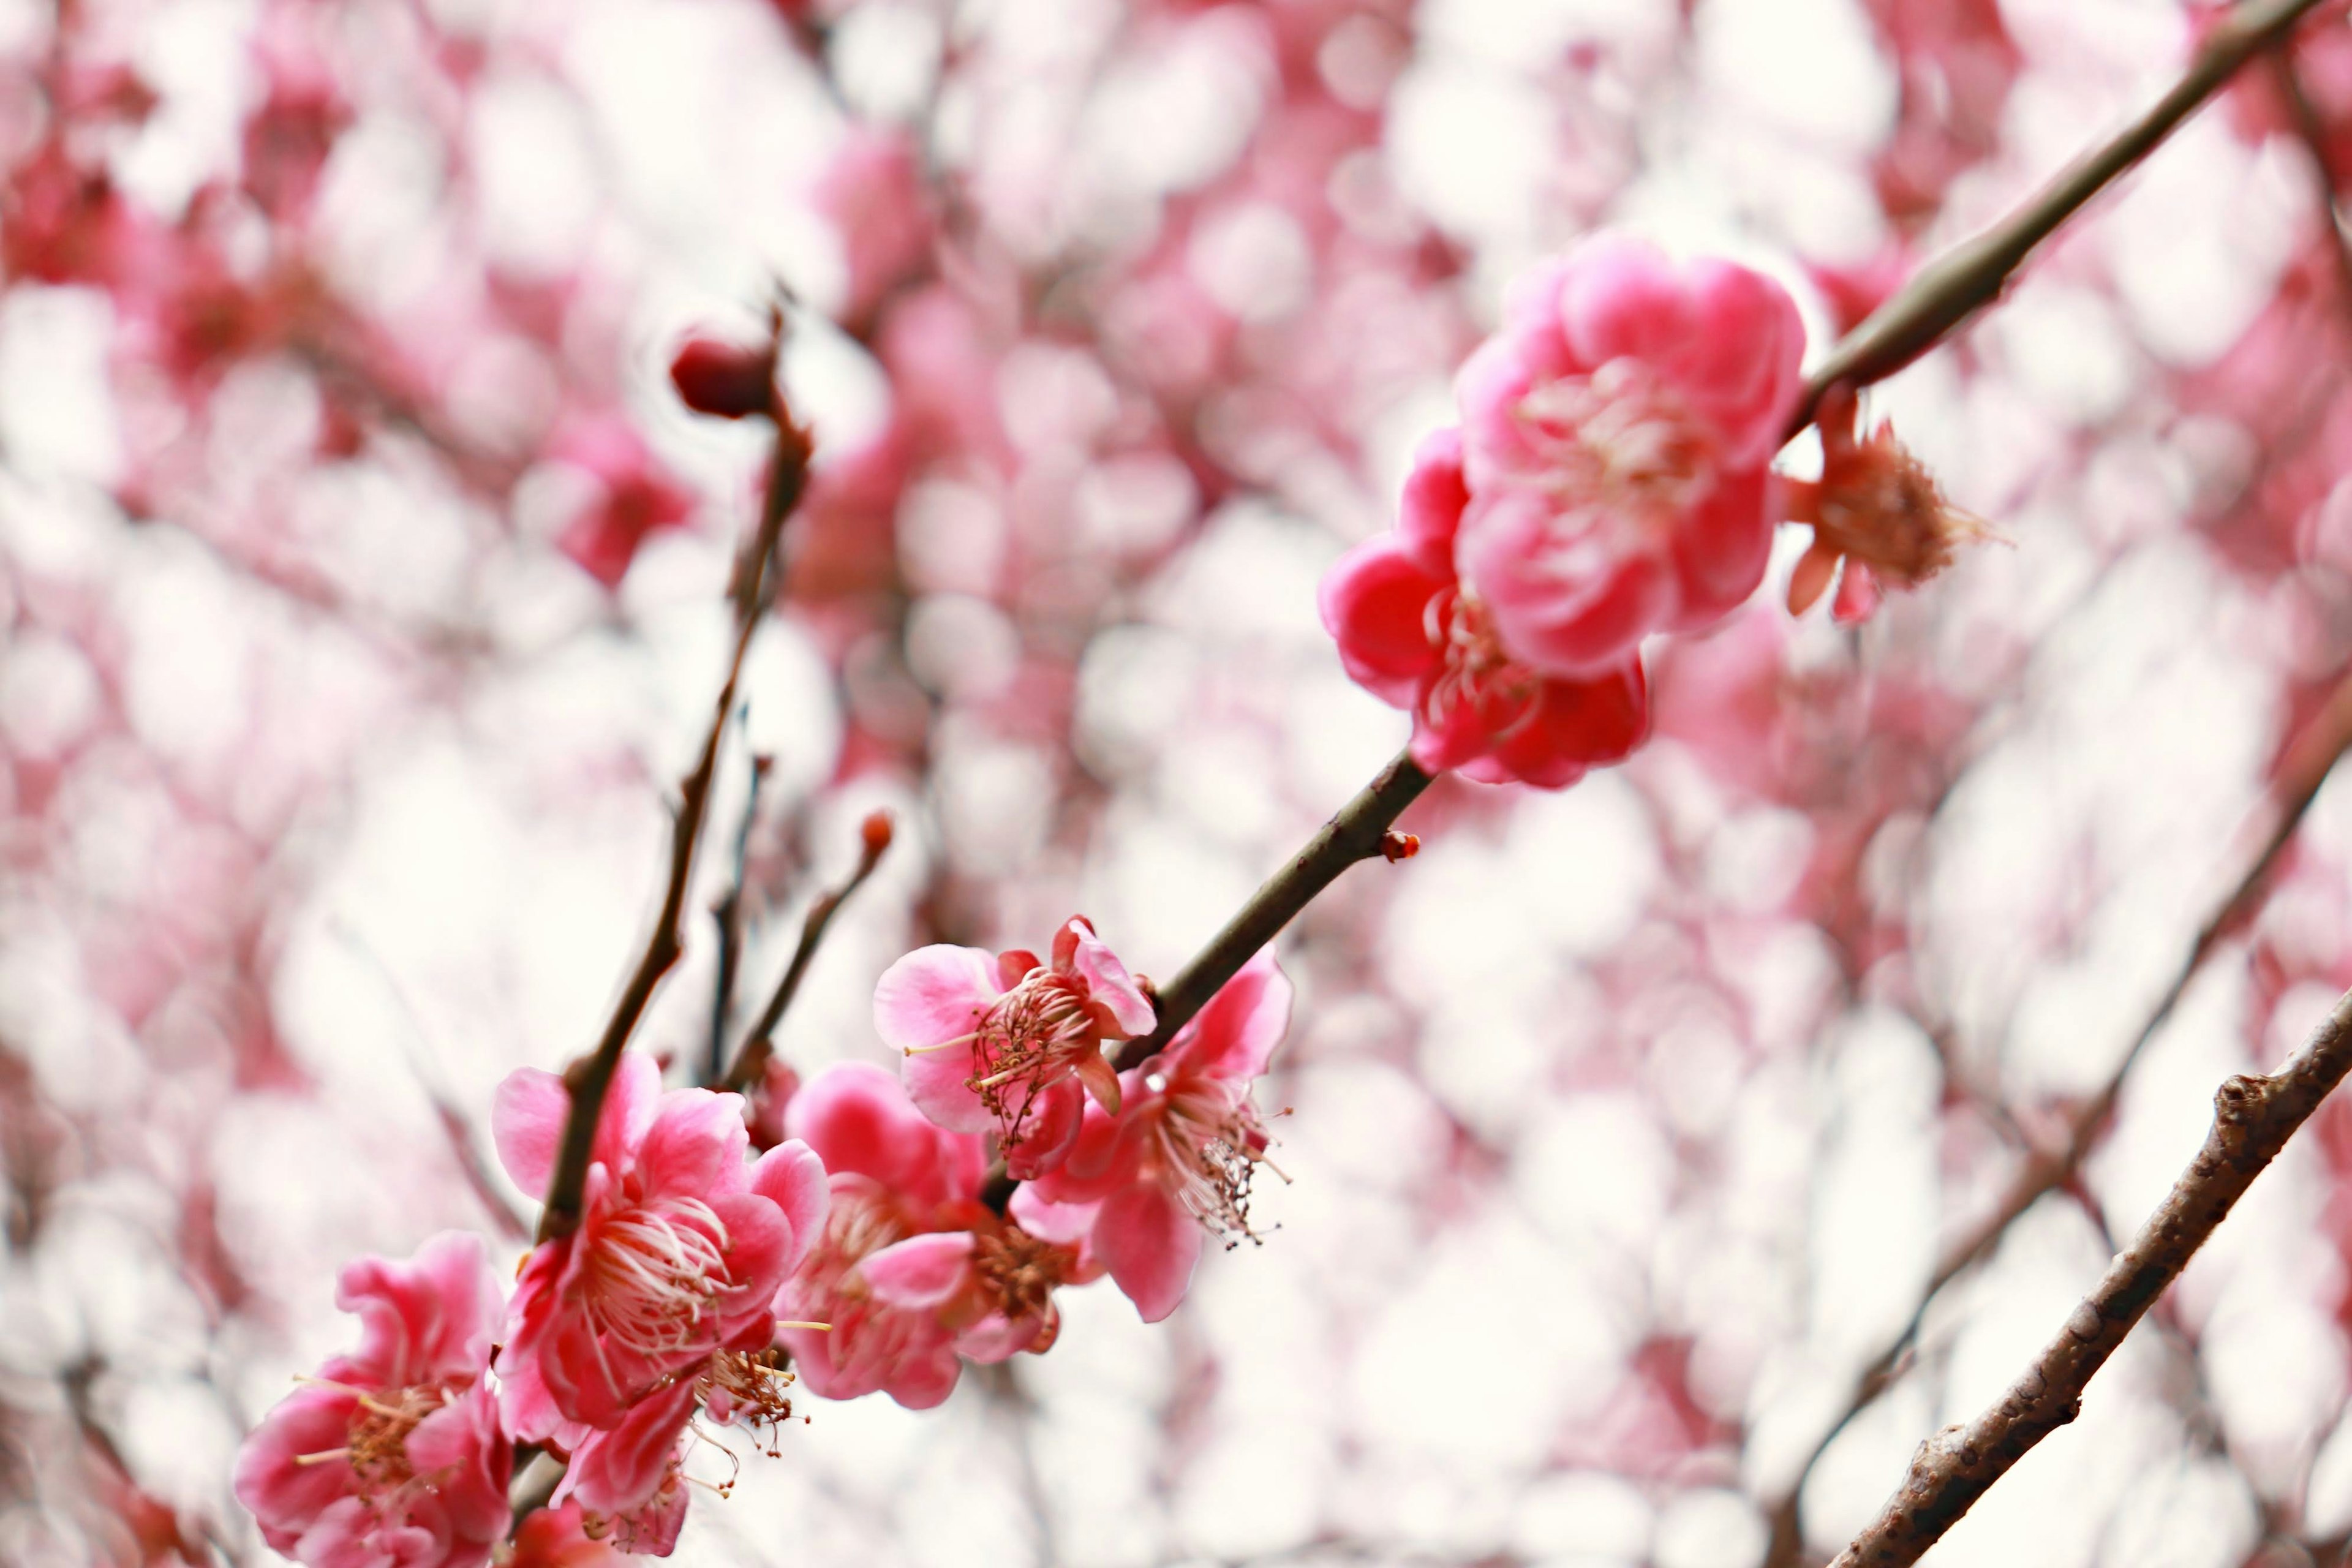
[1453,234,1806,676]
[507,1503,627,1568]
[233,1232,510,1568]
[1031,953,1294,1323]
[877,918,1154,1177]
[858,1188,1102,1362]
[492,1053,829,1440]
[1782,382,1990,623]
[1321,427,1651,788]
[772,1062,989,1408]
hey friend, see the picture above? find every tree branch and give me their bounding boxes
[716,810,895,1094]
[1109,750,1433,1072]
[1828,981,2352,1568]
[1766,662,2352,1560]
[1787,0,2335,437]
[535,415,812,1243]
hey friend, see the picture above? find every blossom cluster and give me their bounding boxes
[233,924,1292,1562]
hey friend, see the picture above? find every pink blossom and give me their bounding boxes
[812,128,935,325]
[1452,235,1805,676]
[1030,953,1294,1323]
[858,1188,1103,1362]
[1320,428,1651,788]
[233,1232,510,1568]
[508,1503,628,1568]
[545,415,699,589]
[876,918,1154,1177]
[492,1052,829,1439]
[773,1063,988,1408]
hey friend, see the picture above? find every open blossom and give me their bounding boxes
[1321,427,1651,788]
[878,918,1155,1177]
[1031,954,1294,1323]
[492,1052,829,1439]
[859,1188,1103,1362]
[233,1232,510,1568]
[1453,234,1806,676]
[773,1062,989,1408]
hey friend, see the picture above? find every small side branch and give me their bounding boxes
[1828,983,2352,1568]
[1110,750,1433,1072]
[717,810,895,1094]
[537,417,812,1243]
[1787,0,2335,435]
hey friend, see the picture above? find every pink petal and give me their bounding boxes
[747,1139,830,1279]
[860,1232,976,1310]
[1458,488,1678,679]
[883,1345,965,1411]
[233,1385,358,1540]
[1001,1080,1085,1180]
[558,1380,696,1516]
[1480,660,1650,789]
[1661,466,1773,633]
[872,944,998,1054]
[1395,428,1469,576]
[1170,951,1292,1085]
[1319,538,1449,708]
[1008,1185,1101,1250]
[1555,233,1698,378]
[334,1230,498,1387]
[1094,1183,1203,1324]
[1063,920,1154,1036]
[636,1087,750,1200]
[491,1067,569,1197]
[597,1052,665,1174]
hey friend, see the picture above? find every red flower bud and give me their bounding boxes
[668,336,776,420]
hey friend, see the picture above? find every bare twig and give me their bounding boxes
[509,1450,564,1529]
[707,750,769,1087]
[537,413,812,1243]
[1765,664,2352,1561]
[1788,0,2337,435]
[1109,750,1434,1071]
[1828,982,2352,1568]
[716,810,895,1094]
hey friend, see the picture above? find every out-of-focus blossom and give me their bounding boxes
[813,128,935,325]
[1783,382,1989,622]
[1321,428,1651,787]
[233,1234,511,1568]
[492,1053,829,1438]
[878,918,1154,1177]
[1453,235,1805,675]
[1031,954,1292,1323]
[774,1063,987,1407]
[546,416,699,589]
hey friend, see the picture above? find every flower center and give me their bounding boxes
[292,1377,463,1499]
[1153,1079,1283,1247]
[698,1348,799,1457]
[1421,586,1540,740]
[1512,358,1718,536]
[973,1225,1072,1325]
[581,1197,733,1360]
[963,971,1103,1147]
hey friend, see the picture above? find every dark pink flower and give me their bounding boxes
[1030,954,1294,1323]
[1321,428,1651,788]
[772,1063,988,1408]
[876,918,1154,1177]
[233,1232,511,1568]
[1453,235,1804,676]
[492,1053,829,1439]
[858,1189,1103,1362]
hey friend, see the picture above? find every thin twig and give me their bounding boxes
[1788,0,2337,436]
[508,1450,564,1529]
[707,749,769,1087]
[1765,664,2352,1559]
[1109,750,1434,1072]
[1828,981,2352,1568]
[716,810,895,1094]
[537,413,812,1243]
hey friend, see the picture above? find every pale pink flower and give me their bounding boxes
[233,1232,510,1568]
[1453,235,1805,676]
[877,918,1155,1178]
[492,1053,829,1439]
[1030,954,1293,1323]
[772,1063,988,1408]
[1321,427,1651,788]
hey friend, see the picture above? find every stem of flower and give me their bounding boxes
[715,811,895,1094]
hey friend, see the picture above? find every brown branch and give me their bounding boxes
[1827,982,2352,1568]
[706,752,770,1087]
[536,415,812,1243]
[1109,750,1434,1072]
[1765,663,2352,1562]
[509,1450,564,1529]
[715,810,895,1094]
[1787,0,2337,437]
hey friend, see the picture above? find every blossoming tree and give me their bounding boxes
[12,1,2352,1566]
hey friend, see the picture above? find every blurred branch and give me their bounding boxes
[509,1450,564,1529]
[1826,982,2352,1568]
[1764,666,2352,1562]
[1789,0,2335,434]
[716,811,894,1094]
[1109,749,1433,1072]
[706,748,768,1088]
[537,413,812,1243]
